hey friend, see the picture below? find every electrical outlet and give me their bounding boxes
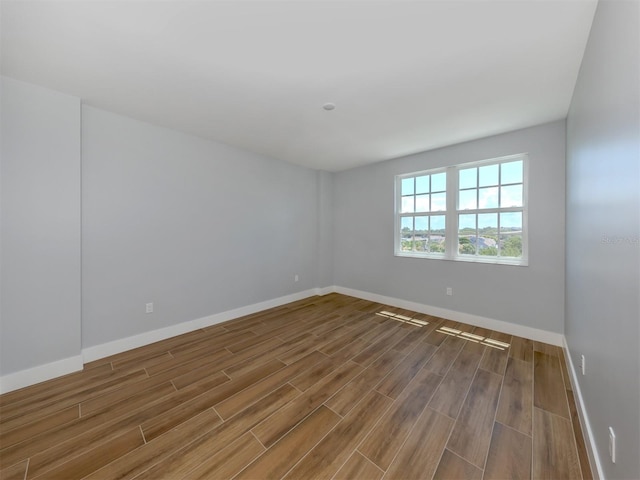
[581,354,586,375]
[145,302,153,314]
[608,427,616,463]
[446,287,453,296]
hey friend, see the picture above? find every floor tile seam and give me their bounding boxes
[426,345,480,419]
[479,358,510,474]
[1,403,83,450]
[49,373,227,450]
[322,402,345,420]
[336,451,385,480]
[363,381,444,476]
[21,457,30,480]
[371,387,397,403]
[366,350,422,401]
[164,360,289,422]
[113,350,175,373]
[221,381,301,432]
[168,339,246,360]
[135,407,226,477]
[222,345,293,378]
[90,406,229,480]
[353,376,439,472]
[351,330,412,369]
[226,335,289,355]
[250,402,324,450]
[0,369,149,420]
[330,339,375,362]
[445,446,485,474]
[248,428,267,450]
[252,406,342,480]
[277,339,339,365]
[27,424,145,480]
[563,389,591,480]
[493,419,533,439]
[531,404,583,479]
[214,362,321,421]
[138,425,147,444]
[0,377,166,459]
[478,341,507,376]
[529,356,535,480]
[299,390,394,480]
[532,405,573,423]
[439,361,485,467]
[394,325,433,355]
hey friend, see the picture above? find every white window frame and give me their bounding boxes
[394,153,528,266]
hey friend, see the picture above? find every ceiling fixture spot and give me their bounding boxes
[322,103,336,111]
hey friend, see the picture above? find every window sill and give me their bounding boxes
[394,251,528,266]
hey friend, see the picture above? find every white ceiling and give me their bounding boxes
[1,0,597,172]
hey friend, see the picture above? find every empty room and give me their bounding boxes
[1,0,638,479]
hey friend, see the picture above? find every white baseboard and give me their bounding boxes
[82,288,321,363]
[330,285,565,346]
[0,285,564,395]
[562,337,603,480]
[0,288,322,394]
[0,355,84,394]
[315,286,336,296]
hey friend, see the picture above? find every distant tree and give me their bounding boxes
[430,243,445,253]
[459,243,476,254]
[479,246,498,256]
[401,240,414,251]
[501,236,522,257]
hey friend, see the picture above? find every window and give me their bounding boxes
[398,170,447,254]
[395,154,527,265]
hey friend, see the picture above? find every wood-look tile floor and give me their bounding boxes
[0,293,592,480]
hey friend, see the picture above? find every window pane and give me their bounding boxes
[500,213,522,258]
[478,212,497,231]
[459,213,476,231]
[479,164,499,187]
[500,212,522,230]
[500,234,522,257]
[400,216,414,251]
[431,214,446,232]
[415,176,429,194]
[501,161,523,184]
[459,189,477,210]
[478,187,499,209]
[401,177,414,195]
[431,192,446,211]
[478,213,498,256]
[430,215,446,252]
[415,216,428,232]
[401,196,414,213]
[459,168,477,189]
[415,194,429,212]
[431,172,446,192]
[458,213,476,255]
[501,185,523,207]
[414,216,428,251]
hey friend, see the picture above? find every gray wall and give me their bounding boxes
[316,170,334,288]
[332,121,566,333]
[81,106,319,347]
[565,0,640,478]
[0,77,82,375]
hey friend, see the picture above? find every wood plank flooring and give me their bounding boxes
[0,293,592,479]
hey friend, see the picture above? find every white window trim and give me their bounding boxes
[394,153,529,266]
